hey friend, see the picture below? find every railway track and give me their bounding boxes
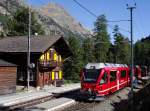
[0,89,80,111]
[57,86,141,111]
[56,91,116,111]
[0,95,54,111]
[0,80,149,111]
[58,101,98,111]
[58,80,150,111]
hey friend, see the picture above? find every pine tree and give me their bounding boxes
[82,37,95,64]
[134,41,142,65]
[113,25,130,64]
[134,36,150,66]
[63,35,84,81]
[107,43,115,63]
[7,7,45,36]
[93,15,110,62]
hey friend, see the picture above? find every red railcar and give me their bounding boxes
[80,63,130,100]
[133,65,148,79]
[134,65,142,79]
[141,66,148,77]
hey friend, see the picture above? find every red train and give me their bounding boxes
[141,66,148,77]
[80,63,130,100]
[134,65,148,80]
[80,63,148,100]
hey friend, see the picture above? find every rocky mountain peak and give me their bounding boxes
[0,0,24,15]
[0,0,91,38]
[38,3,90,37]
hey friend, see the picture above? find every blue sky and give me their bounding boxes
[26,0,150,42]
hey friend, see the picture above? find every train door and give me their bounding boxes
[109,70,117,93]
[98,70,109,95]
[119,70,127,89]
[117,70,120,90]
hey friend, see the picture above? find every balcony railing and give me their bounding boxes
[39,60,61,68]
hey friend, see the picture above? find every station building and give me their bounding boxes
[0,36,72,91]
[0,59,17,94]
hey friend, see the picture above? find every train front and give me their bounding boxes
[80,63,105,101]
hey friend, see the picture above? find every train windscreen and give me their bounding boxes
[83,69,101,82]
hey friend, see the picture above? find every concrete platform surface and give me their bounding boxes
[0,83,80,107]
[45,83,80,94]
[26,97,75,111]
[0,91,52,107]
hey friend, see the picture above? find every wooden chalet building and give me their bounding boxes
[0,36,72,88]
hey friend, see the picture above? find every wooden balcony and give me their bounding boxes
[39,60,61,68]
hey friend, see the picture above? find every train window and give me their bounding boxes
[100,72,108,85]
[121,70,126,78]
[83,69,101,82]
[110,71,117,82]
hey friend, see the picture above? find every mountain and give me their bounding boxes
[0,0,91,38]
[0,0,24,15]
[37,3,90,37]
[0,0,25,34]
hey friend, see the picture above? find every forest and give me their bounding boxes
[0,7,149,82]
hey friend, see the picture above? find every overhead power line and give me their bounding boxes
[107,23,130,33]
[133,0,144,37]
[72,0,130,33]
[73,0,97,18]
[73,0,129,23]
[108,20,130,22]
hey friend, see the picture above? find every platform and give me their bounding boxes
[22,85,144,111]
[0,83,80,107]
[45,83,80,94]
[26,97,75,111]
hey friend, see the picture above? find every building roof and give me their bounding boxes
[0,35,72,58]
[0,59,17,66]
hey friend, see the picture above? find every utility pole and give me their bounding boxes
[127,4,136,96]
[27,2,31,91]
[5,0,8,16]
[127,4,136,111]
